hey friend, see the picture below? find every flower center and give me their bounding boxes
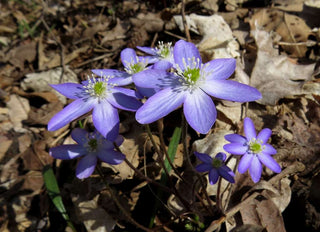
[88,138,98,152]
[93,82,106,96]
[212,158,223,168]
[248,139,264,154]
[155,41,172,59]
[131,63,145,74]
[83,75,115,100]
[184,68,200,84]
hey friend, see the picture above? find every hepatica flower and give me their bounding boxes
[47,75,142,141]
[223,117,281,183]
[92,48,148,86]
[133,40,262,134]
[195,152,235,185]
[49,128,125,179]
[137,41,174,69]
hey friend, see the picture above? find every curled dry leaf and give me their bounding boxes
[249,9,311,58]
[250,27,315,105]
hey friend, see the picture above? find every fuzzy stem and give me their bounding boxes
[145,124,191,211]
[96,165,154,232]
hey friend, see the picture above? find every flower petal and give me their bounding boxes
[97,150,125,165]
[132,69,178,89]
[238,153,253,173]
[49,145,87,160]
[92,100,119,141]
[91,69,132,86]
[201,80,262,102]
[76,155,97,179]
[209,169,219,185]
[91,69,128,78]
[203,58,236,80]
[136,88,185,124]
[194,151,213,164]
[152,60,173,70]
[244,117,256,140]
[183,89,216,134]
[215,152,226,161]
[263,144,277,155]
[136,86,157,98]
[218,165,235,183]
[71,128,89,145]
[258,153,281,173]
[223,143,247,155]
[249,156,262,183]
[174,40,201,71]
[48,99,94,131]
[109,87,142,111]
[136,46,157,56]
[138,56,159,64]
[257,128,272,144]
[224,134,247,144]
[121,48,138,69]
[50,83,83,99]
[195,163,212,172]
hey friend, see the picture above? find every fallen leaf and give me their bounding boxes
[7,94,30,133]
[21,67,79,104]
[250,27,315,105]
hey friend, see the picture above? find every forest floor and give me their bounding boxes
[1,0,320,232]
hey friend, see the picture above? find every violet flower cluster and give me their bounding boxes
[49,128,125,179]
[48,39,281,182]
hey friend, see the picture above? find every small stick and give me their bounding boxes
[181,0,191,42]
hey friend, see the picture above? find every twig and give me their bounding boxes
[181,0,191,42]
[204,161,305,232]
[164,30,186,40]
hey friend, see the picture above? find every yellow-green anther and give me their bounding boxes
[94,82,106,96]
[184,68,200,83]
[212,158,223,168]
[88,138,98,151]
[249,141,263,154]
[131,63,144,74]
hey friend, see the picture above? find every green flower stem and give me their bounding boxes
[96,165,155,232]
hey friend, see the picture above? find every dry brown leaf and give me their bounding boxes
[7,94,30,133]
[22,67,79,104]
[0,134,12,162]
[73,195,116,232]
[7,41,37,69]
[250,28,315,105]
[249,9,311,58]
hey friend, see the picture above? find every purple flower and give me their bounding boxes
[49,128,125,179]
[223,117,281,183]
[133,40,262,134]
[137,41,174,70]
[47,76,142,141]
[195,152,235,185]
[92,48,148,86]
